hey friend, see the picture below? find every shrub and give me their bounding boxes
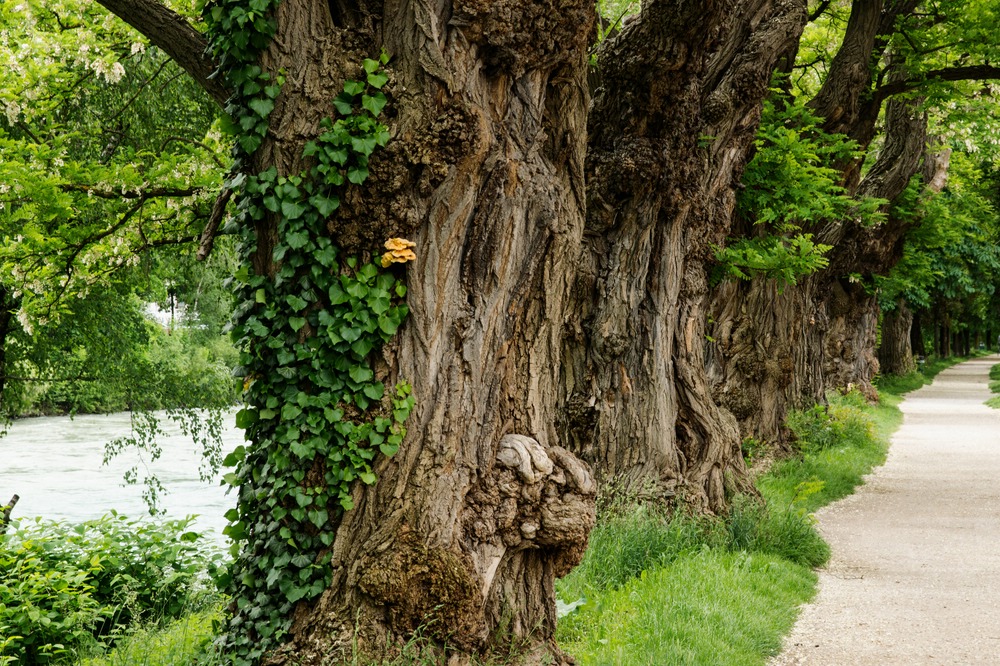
[786,390,875,453]
[0,514,226,665]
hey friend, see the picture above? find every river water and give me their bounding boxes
[0,411,242,541]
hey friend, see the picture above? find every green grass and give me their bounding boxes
[986,363,1000,409]
[77,607,223,666]
[558,550,816,666]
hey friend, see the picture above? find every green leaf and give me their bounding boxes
[347,165,369,184]
[349,365,374,383]
[350,136,377,156]
[281,200,306,220]
[282,404,303,420]
[343,80,365,96]
[363,58,380,74]
[362,93,387,116]
[363,382,385,401]
[248,97,274,118]
[333,93,354,116]
[379,441,400,456]
[289,316,306,332]
[309,194,340,216]
[359,471,377,484]
[351,337,375,358]
[367,72,389,89]
[235,409,259,429]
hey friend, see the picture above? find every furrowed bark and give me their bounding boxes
[560,0,807,509]
[879,299,915,375]
[226,0,597,663]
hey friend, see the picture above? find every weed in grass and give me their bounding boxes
[76,606,225,666]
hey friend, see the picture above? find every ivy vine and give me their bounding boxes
[203,1,412,663]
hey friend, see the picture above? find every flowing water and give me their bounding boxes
[0,411,241,541]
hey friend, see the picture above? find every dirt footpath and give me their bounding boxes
[771,356,1000,665]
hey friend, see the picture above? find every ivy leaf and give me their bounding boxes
[248,97,274,118]
[286,230,309,249]
[281,404,302,420]
[333,92,354,115]
[281,200,306,220]
[351,337,375,358]
[362,58,380,74]
[343,80,365,96]
[379,441,400,457]
[359,471,377,484]
[235,409,259,429]
[289,316,306,332]
[362,93,387,116]
[347,165,369,184]
[350,136,377,156]
[367,71,389,89]
[363,382,385,401]
[349,365,374,383]
[309,194,340,216]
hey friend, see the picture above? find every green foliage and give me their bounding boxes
[759,392,888,513]
[786,390,874,453]
[0,514,224,665]
[715,95,885,286]
[76,607,225,666]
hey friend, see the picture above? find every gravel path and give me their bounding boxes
[771,356,1000,665]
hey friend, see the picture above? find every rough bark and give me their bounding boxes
[708,279,825,449]
[559,0,808,508]
[878,300,915,375]
[227,0,599,663]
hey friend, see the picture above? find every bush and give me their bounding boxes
[0,514,226,665]
[786,390,875,453]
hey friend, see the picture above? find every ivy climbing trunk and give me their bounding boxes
[223,0,599,664]
[558,0,807,509]
[0,286,14,412]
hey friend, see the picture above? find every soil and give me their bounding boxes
[771,356,1000,665]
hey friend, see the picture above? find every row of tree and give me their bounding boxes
[3,0,1000,664]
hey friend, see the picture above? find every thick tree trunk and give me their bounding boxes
[708,279,825,449]
[558,0,807,509]
[221,0,597,663]
[878,299,915,375]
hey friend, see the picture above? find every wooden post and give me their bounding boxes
[1,494,18,533]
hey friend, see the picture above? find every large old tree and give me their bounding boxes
[89,0,810,662]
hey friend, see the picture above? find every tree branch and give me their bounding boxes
[59,184,203,199]
[197,188,232,261]
[93,0,230,108]
[874,64,1000,103]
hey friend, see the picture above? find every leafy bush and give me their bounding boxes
[786,390,875,453]
[0,514,226,665]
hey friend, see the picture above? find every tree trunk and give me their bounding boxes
[911,310,926,357]
[558,0,807,509]
[708,279,825,449]
[878,299,915,375]
[942,312,952,357]
[218,0,598,663]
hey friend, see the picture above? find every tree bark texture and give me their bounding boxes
[233,0,598,663]
[708,279,826,449]
[878,300,915,375]
[557,0,808,510]
[911,310,926,357]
